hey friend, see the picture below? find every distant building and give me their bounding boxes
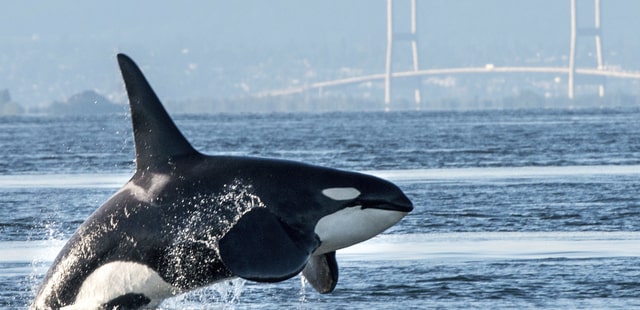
[46,90,125,115]
[0,89,25,116]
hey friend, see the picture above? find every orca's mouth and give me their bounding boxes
[355,195,414,213]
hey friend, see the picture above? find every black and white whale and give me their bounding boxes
[31,54,413,309]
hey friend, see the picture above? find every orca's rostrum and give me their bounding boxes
[31,54,413,309]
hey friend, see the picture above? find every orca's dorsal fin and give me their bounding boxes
[117,54,199,171]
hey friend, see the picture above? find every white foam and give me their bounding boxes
[338,231,640,261]
[1,165,639,189]
[0,239,66,263]
[365,165,640,182]
[4,232,640,265]
[0,173,130,189]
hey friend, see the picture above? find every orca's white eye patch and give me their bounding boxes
[322,187,361,201]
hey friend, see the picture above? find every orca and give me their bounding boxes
[31,54,413,309]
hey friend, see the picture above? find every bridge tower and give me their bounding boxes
[569,0,605,99]
[385,0,421,111]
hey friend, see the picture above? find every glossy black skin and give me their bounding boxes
[35,153,411,308]
[31,54,413,309]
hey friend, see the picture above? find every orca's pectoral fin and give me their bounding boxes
[302,251,339,294]
[219,208,319,282]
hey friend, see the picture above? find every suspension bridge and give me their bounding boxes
[256,0,640,110]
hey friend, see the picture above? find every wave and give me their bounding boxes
[0,239,66,263]
[339,231,640,262]
[4,231,639,264]
[367,165,640,182]
[2,165,640,188]
[0,173,130,189]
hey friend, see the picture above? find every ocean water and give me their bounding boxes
[1,108,640,309]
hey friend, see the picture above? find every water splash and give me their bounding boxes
[216,278,246,305]
[27,219,67,307]
[159,278,246,309]
[298,274,309,304]
[164,179,266,290]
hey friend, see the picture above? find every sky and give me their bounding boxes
[1,0,640,110]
